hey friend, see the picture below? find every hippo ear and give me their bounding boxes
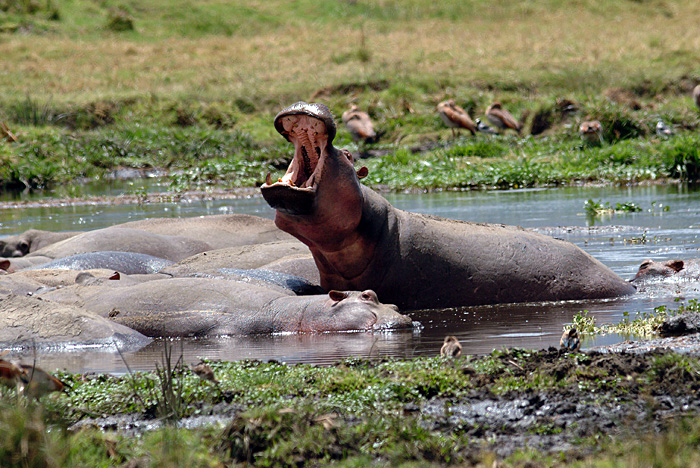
[356,166,369,179]
[666,260,684,272]
[0,259,10,271]
[328,290,349,302]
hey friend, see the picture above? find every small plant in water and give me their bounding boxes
[584,199,642,218]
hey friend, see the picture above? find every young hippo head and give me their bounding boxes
[261,102,368,247]
[271,289,414,333]
[631,259,684,282]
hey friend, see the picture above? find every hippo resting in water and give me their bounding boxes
[630,258,700,294]
[631,258,700,282]
[261,102,636,310]
[0,229,80,257]
[40,276,413,337]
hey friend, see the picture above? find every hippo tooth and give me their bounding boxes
[266,173,273,185]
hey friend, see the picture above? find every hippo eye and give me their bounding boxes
[18,241,29,255]
[360,291,377,302]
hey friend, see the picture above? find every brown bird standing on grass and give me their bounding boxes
[693,84,700,111]
[579,120,604,144]
[341,104,377,144]
[437,99,477,137]
[485,102,522,134]
[440,335,462,359]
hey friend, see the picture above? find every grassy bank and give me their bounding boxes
[1,0,700,193]
[4,345,700,467]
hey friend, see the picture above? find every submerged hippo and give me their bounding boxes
[0,229,80,257]
[631,258,700,282]
[40,277,413,337]
[261,102,636,310]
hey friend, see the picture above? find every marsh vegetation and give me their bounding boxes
[1,0,699,194]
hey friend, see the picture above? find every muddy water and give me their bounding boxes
[1,183,699,373]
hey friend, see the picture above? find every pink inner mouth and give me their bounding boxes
[274,114,329,190]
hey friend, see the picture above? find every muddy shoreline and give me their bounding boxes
[62,341,700,463]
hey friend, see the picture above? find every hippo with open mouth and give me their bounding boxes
[261,102,636,310]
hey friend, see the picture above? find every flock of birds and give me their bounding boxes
[343,84,700,146]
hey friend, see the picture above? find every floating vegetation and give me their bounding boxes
[572,299,700,338]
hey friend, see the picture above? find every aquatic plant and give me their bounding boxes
[572,299,699,338]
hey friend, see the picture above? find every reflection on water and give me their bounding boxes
[1,184,699,373]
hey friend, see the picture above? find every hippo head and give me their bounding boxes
[294,289,414,332]
[261,102,366,220]
[631,259,685,282]
[0,237,30,258]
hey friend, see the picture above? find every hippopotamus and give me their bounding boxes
[40,277,413,337]
[0,294,151,349]
[260,102,636,310]
[26,227,211,262]
[630,258,700,295]
[0,229,80,257]
[631,258,700,282]
[26,251,174,275]
[112,213,295,249]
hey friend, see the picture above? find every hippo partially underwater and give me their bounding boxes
[261,101,636,310]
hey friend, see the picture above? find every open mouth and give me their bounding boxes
[261,102,335,215]
[267,114,328,191]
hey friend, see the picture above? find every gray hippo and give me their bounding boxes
[0,229,80,257]
[112,213,295,249]
[261,102,636,310]
[26,227,211,262]
[0,294,151,349]
[40,277,413,337]
[26,251,174,275]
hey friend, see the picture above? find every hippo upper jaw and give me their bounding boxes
[261,102,337,216]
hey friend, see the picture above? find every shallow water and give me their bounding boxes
[1,183,699,373]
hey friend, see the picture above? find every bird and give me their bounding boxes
[1,359,67,397]
[655,119,674,138]
[440,335,462,359]
[341,104,377,144]
[190,361,219,384]
[485,102,522,134]
[560,327,581,352]
[437,99,477,137]
[18,363,68,398]
[475,118,498,134]
[0,359,27,390]
[0,121,17,143]
[579,120,604,144]
[693,84,700,111]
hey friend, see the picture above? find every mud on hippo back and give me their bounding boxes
[261,102,636,310]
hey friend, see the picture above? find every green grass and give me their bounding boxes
[3,348,700,466]
[1,0,700,193]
